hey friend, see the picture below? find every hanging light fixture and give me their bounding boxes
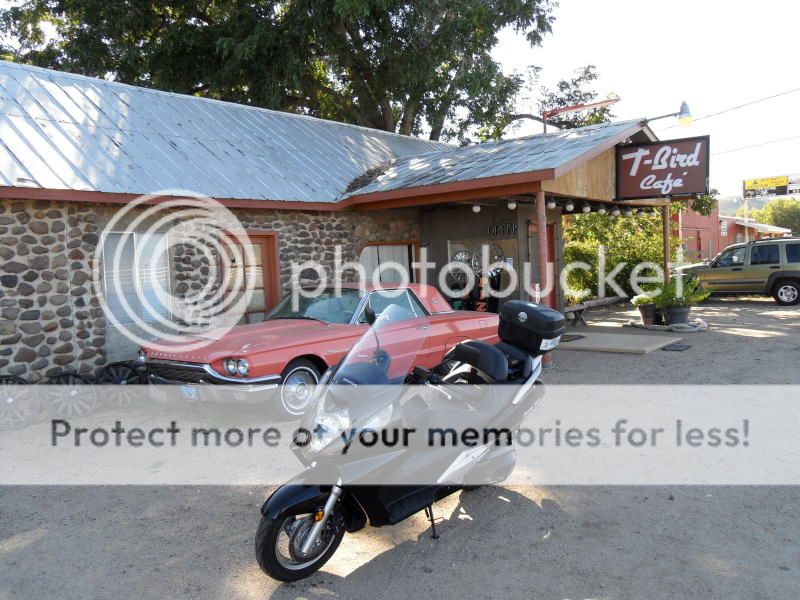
[546,198,556,210]
[472,204,481,213]
[564,200,574,212]
[581,203,591,213]
[678,101,693,125]
[597,205,607,215]
[622,207,633,217]
[611,207,621,217]
[507,199,517,210]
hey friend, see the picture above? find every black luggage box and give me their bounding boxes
[498,300,565,355]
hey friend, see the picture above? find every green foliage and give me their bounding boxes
[563,211,680,299]
[537,65,614,130]
[0,0,556,141]
[653,276,709,308]
[687,188,719,217]
[738,198,800,234]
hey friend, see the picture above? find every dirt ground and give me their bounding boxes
[1,298,798,599]
[550,296,800,384]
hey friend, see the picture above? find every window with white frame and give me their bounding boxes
[102,232,172,324]
[358,244,415,283]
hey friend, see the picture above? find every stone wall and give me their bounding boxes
[0,200,106,382]
[0,198,421,380]
[235,207,421,292]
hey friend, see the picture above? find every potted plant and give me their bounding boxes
[655,276,710,325]
[631,291,663,325]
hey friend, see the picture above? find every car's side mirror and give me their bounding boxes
[364,304,377,326]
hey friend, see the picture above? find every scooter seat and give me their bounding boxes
[495,341,533,380]
[448,340,509,383]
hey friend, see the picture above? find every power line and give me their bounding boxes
[659,87,800,130]
[712,134,800,156]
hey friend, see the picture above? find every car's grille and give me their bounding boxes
[147,361,210,384]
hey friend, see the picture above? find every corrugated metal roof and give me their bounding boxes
[0,60,449,202]
[720,216,792,234]
[342,119,644,199]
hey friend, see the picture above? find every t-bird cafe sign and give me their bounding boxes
[616,135,710,200]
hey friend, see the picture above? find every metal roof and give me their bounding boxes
[341,119,646,199]
[0,60,649,206]
[0,60,449,202]
[719,215,792,235]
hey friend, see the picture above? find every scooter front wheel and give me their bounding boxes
[255,509,345,582]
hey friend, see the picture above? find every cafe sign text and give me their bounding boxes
[616,136,710,200]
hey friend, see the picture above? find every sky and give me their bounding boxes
[2,0,797,199]
[493,0,800,198]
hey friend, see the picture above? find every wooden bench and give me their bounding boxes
[563,295,624,326]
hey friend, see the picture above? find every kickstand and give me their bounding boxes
[424,505,440,539]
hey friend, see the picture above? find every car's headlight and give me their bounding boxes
[540,336,561,352]
[137,350,147,365]
[236,358,250,377]
[224,358,237,375]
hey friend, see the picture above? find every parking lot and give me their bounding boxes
[1,299,799,599]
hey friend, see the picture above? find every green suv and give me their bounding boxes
[675,238,800,305]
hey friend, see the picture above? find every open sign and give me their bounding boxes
[487,222,518,237]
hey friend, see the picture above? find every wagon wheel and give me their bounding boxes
[44,372,99,418]
[95,362,146,408]
[0,376,40,431]
[471,244,506,276]
[448,250,473,284]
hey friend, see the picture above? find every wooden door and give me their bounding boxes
[222,231,281,324]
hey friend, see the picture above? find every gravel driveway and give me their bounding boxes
[1,298,798,599]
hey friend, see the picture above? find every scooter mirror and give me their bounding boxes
[364,304,377,326]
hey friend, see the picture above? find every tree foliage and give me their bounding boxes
[563,211,681,298]
[686,188,718,217]
[537,65,614,129]
[735,198,800,234]
[0,0,555,141]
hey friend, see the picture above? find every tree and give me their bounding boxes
[687,188,719,217]
[0,0,555,141]
[537,65,615,129]
[738,198,800,234]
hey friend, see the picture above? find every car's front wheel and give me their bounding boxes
[773,280,800,306]
[278,359,321,418]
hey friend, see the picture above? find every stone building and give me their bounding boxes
[0,60,659,381]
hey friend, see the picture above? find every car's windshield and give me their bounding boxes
[333,303,428,384]
[267,288,363,324]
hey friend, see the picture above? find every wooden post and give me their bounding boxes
[662,204,671,285]
[535,190,553,368]
[536,190,549,303]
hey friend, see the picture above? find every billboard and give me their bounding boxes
[743,174,800,199]
[616,136,710,200]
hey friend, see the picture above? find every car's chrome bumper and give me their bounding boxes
[146,360,281,392]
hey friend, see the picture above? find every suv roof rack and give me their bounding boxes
[747,237,800,243]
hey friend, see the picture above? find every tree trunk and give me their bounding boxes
[398,99,418,136]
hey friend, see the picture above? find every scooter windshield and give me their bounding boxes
[332,302,429,386]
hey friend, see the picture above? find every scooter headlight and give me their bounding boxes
[224,358,237,375]
[309,408,350,453]
[137,350,147,365]
[540,336,561,352]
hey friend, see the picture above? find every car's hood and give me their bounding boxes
[673,262,709,273]
[142,319,356,363]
